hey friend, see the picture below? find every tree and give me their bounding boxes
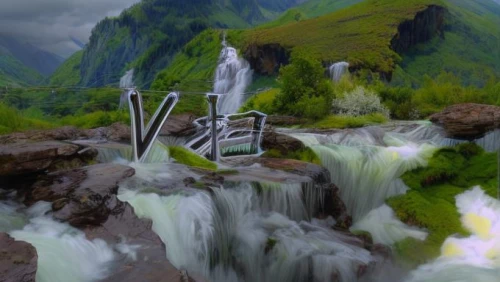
[274,49,333,119]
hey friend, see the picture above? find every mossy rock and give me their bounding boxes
[387,143,498,266]
[168,146,217,171]
[262,148,321,165]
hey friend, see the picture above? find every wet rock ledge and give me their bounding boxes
[430,103,500,139]
[0,233,37,282]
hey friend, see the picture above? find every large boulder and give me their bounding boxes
[85,202,190,282]
[26,163,135,227]
[0,233,37,282]
[0,141,97,178]
[430,103,500,138]
[160,114,197,137]
[265,115,307,126]
[261,130,305,155]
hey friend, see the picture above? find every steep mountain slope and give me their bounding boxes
[78,0,305,88]
[49,51,84,86]
[393,0,500,86]
[0,52,44,87]
[0,35,64,76]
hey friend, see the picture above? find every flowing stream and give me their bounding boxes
[288,123,439,221]
[117,163,380,282]
[1,199,117,282]
[3,119,500,281]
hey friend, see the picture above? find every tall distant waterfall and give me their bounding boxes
[120,69,134,88]
[329,62,349,82]
[214,40,252,114]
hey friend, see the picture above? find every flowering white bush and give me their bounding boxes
[332,86,390,118]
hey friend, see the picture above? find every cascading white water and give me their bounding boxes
[120,69,134,88]
[329,62,349,82]
[3,201,116,282]
[351,204,428,246]
[94,141,170,163]
[117,165,377,282]
[291,127,437,221]
[405,186,500,282]
[213,40,252,114]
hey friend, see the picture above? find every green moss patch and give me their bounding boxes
[305,113,387,129]
[387,143,498,265]
[262,148,321,165]
[168,146,217,171]
[237,0,439,73]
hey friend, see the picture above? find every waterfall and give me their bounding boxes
[329,62,349,82]
[351,204,428,246]
[289,124,439,221]
[119,69,134,88]
[118,170,376,282]
[5,201,116,282]
[94,141,169,163]
[213,42,252,114]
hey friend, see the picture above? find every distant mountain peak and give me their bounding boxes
[0,35,64,76]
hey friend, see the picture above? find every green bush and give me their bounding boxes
[332,86,390,118]
[274,49,334,120]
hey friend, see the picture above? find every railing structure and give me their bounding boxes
[124,89,267,163]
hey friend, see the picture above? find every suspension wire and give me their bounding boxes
[1,86,266,96]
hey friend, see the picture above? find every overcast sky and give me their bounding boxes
[0,0,140,58]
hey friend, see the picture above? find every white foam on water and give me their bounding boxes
[351,204,428,246]
[9,202,115,282]
[118,177,377,282]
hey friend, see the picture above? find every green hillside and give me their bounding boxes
[49,50,83,86]
[394,0,500,87]
[78,0,306,88]
[0,54,43,87]
[238,0,440,74]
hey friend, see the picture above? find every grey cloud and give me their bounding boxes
[0,0,139,57]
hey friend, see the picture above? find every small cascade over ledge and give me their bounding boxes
[120,69,135,88]
[329,62,349,82]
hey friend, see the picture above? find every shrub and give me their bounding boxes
[332,86,390,118]
[274,49,334,120]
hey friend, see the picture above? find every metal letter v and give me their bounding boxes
[125,89,179,162]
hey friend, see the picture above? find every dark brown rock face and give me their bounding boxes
[160,114,197,137]
[0,141,97,177]
[0,233,37,282]
[320,184,352,229]
[265,115,307,126]
[391,5,446,54]
[26,163,135,227]
[261,130,305,155]
[430,103,500,138]
[0,122,131,145]
[244,43,290,76]
[85,203,188,282]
